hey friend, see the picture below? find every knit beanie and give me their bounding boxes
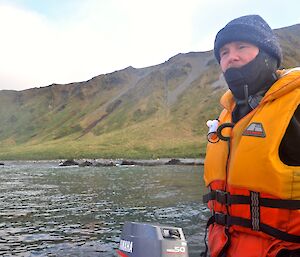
[214,15,282,67]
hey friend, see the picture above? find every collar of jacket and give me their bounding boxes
[220,68,300,111]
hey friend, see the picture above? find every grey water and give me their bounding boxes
[0,161,209,257]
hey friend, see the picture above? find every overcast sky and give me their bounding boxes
[1,0,300,91]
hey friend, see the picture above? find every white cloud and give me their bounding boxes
[1,0,300,90]
[0,1,202,90]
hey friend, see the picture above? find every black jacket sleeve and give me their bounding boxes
[279,105,300,166]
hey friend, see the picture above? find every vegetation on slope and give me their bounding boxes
[0,25,299,160]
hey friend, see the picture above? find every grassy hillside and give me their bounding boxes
[0,25,299,160]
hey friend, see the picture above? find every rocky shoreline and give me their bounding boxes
[59,158,204,167]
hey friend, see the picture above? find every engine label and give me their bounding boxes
[166,246,186,253]
[119,240,133,253]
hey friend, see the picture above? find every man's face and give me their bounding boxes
[219,41,259,72]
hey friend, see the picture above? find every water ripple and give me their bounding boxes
[0,162,206,256]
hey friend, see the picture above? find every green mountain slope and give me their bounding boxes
[0,24,299,160]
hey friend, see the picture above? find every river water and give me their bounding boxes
[0,161,209,257]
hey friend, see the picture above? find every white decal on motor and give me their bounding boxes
[119,239,133,253]
[166,246,186,253]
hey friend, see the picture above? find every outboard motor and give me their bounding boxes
[116,222,189,257]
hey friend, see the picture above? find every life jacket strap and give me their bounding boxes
[213,213,300,243]
[200,216,231,257]
[200,215,215,257]
[203,190,300,209]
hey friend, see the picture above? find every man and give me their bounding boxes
[202,15,300,257]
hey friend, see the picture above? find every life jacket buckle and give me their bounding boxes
[215,190,229,205]
[214,213,229,228]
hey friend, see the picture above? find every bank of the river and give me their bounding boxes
[59,158,205,167]
[0,158,205,167]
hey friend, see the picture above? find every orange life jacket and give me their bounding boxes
[203,68,300,257]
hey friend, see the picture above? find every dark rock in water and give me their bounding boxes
[59,159,79,166]
[165,159,182,165]
[57,158,203,167]
[0,162,4,166]
[79,161,94,167]
[94,161,115,167]
[121,160,137,166]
